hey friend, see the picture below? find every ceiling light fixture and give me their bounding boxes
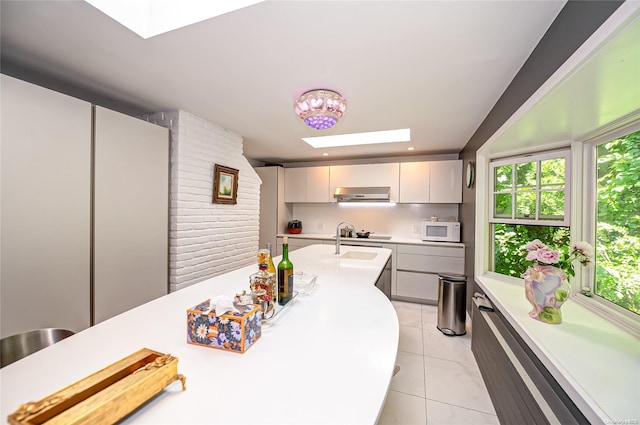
[294,89,347,130]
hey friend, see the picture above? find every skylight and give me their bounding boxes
[85,0,263,39]
[302,129,411,149]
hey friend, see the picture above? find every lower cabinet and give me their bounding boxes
[393,244,464,304]
[396,271,439,301]
[472,297,588,424]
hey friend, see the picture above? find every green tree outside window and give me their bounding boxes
[595,130,640,314]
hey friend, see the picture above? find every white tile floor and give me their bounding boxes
[378,301,499,425]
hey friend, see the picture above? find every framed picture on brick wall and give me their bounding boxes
[212,164,239,204]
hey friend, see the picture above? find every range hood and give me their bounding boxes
[333,187,391,202]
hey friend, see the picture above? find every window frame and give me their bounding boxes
[489,150,571,227]
[488,149,571,276]
[581,121,640,323]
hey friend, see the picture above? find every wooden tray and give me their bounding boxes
[8,348,186,425]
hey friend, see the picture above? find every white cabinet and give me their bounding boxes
[399,162,430,203]
[284,168,306,203]
[399,160,462,203]
[285,161,460,204]
[396,272,440,301]
[256,166,289,252]
[393,244,464,304]
[284,166,330,203]
[1,75,92,337]
[429,160,463,203]
[306,167,331,202]
[93,107,169,324]
[1,76,169,335]
[330,163,400,201]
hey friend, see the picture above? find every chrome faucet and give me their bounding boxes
[335,221,356,255]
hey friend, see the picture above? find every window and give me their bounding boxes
[490,151,570,278]
[592,129,640,315]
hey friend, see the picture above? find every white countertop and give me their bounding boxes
[477,273,640,425]
[278,233,465,248]
[0,245,398,425]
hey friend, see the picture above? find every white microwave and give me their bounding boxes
[420,221,461,242]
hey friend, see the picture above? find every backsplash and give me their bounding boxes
[290,203,459,238]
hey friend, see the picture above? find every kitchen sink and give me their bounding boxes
[340,251,378,260]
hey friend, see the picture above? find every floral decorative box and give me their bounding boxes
[187,299,261,353]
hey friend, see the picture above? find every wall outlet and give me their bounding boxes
[317,222,324,231]
[413,224,419,234]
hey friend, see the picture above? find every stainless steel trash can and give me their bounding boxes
[437,273,467,336]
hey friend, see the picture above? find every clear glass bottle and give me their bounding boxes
[278,236,294,305]
[250,263,275,314]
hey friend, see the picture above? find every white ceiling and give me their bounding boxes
[0,0,566,164]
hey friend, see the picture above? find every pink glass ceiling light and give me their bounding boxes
[294,89,347,130]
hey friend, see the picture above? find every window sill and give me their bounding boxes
[476,272,640,425]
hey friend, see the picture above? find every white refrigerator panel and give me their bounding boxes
[1,75,92,337]
[93,106,169,324]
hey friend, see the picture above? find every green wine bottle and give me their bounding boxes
[277,236,294,305]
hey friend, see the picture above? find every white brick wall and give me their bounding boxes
[145,111,261,291]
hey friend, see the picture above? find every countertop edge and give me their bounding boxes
[277,233,465,248]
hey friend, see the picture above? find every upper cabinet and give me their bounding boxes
[400,160,462,203]
[284,168,306,203]
[284,166,330,203]
[330,163,400,202]
[306,166,331,202]
[399,162,430,203]
[429,160,462,203]
[283,160,461,204]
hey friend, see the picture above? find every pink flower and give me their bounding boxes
[525,239,545,251]
[536,247,560,264]
[522,239,593,282]
[525,250,539,261]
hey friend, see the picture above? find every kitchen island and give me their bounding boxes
[0,245,398,425]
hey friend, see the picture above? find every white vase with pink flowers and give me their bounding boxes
[522,239,593,324]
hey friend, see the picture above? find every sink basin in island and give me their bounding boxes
[340,251,378,260]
